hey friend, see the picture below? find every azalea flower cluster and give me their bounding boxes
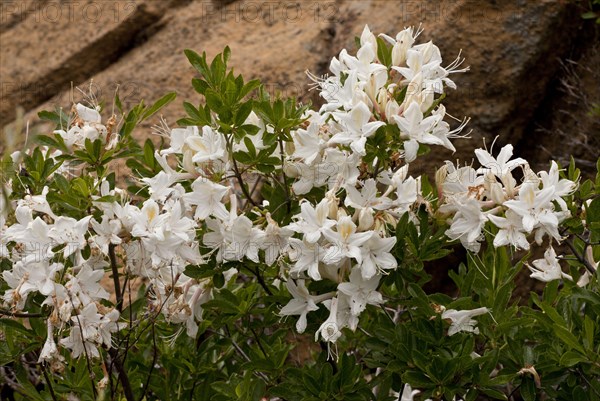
[0,105,213,364]
[273,25,473,344]
[436,144,584,283]
[1,182,122,363]
[0,25,583,372]
[291,25,469,196]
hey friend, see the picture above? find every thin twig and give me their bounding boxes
[106,244,134,401]
[109,244,123,312]
[249,326,268,358]
[564,238,597,275]
[229,138,259,208]
[278,137,291,214]
[242,265,273,296]
[108,348,135,401]
[224,325,269,382]
[0,309,47,318]
[40,364,58,401]
[138,324,157,401]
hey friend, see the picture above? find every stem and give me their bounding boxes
[224,325,270,382]
[278,137,291,214]
[0,309,47,318]
[228,136,259,208]
[138,324,157,401]
[109,244,123,312]
[40,364,58,401]
[249,326,268,358]
[243,265,273,296]
[373,159,381,178]
[108,348,135,401]
[507,384,520,401]
[565,238,597,275]
[106,244,134,401]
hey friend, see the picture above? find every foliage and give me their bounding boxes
[1,26,599,401]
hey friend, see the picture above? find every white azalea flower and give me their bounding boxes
[344,179,393,211]
[475,144,526,179]
[2,259,63,309]
[90,216,122,255]
[65,264,110,309]
[487,210,530,250]
[183,125,226,164]
[528,246,573,282]
[17,186,57,219]
[292,121,326,165]
[337,267,383,317]
[280,279,331,333]
[322,216,373,265]
[315,297,343,344]
[76,103,101,123]
[539,161,577,211]
[141,171,186,203]
[329,102,386,155]
[161,126,196,155]
[379,26,419,66]
[261,214,293,266]
[399,383,422,401]
[504,183,556,233]
[38,320,59,363]
[444,199,486,253]
[60,303,104,359]
[287,238,324,281]
[288,200,336,243]
[183,178,230,220]
[4,205,54,262]
[203,200,264,263]
[441,306,489,336]
[392,101,443,163]
[48,215,92,257]
[358,234,398,279]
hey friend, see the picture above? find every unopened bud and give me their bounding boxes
[489,182,506,205]
[358,207,374,231]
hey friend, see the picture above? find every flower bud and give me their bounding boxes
[435,164,448,200]
[489,182,506,205]
[358,207,374,231]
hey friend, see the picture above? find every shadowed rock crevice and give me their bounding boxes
[0,0,49,31]
[0,0,191,126]
[515,24,600,178]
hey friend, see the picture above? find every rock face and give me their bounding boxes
[1,0,597,173]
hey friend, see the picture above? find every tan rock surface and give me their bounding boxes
[1,0,597,175]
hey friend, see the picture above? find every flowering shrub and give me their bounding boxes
[1,25,599,401]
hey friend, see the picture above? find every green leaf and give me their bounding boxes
[560,351,587,367]
[0,319,35,337]
[72,177,89,197]
[585,197,600,224]
[223,45,231,63]
[376,36,392,68]
[479,388,507,400]
[584,315,595,350]
[213,272,225,288]
[554,325,586,353]
[115,91,123,113]
[142,92,177,121]
[582,11,598,19]
[35,135,59,148]
[402,371,433,388]
[143,139,156,167]
[185,49,208,77]
[520,377,536,401]
[235,100,254,127]
[239,79,261,99]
